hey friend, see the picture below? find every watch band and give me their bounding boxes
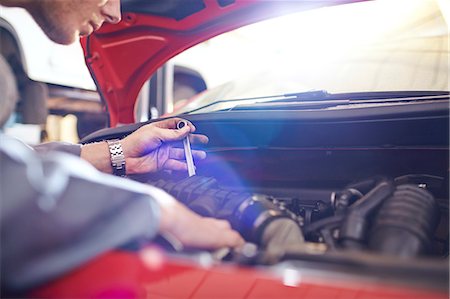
[106,139,126,177]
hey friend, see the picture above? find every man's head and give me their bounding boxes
[1,0,121,45]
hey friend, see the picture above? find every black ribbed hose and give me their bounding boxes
[369,184,439,257]
[339,181,394,249]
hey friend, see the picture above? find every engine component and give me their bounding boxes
[261,218,305,252]
[146,174,445,260]
[339,180,394,250]
[369,184,439,257]
[332,177,381,214]
[333,188,362,214]
[148,176,304,247]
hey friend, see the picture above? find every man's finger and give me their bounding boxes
[192,149,207,160]
[224,231,246,247]
[162,159,188,171]
[153,118,181,129]
[213,229,245,248]
[189,134,209,145]
[169,148,206,160]
[205,219,245,248]
[213,221,245,247]
[169,148,186,160]
[154,126,191,143]
[213,219,232,230]
[154,118,196,132]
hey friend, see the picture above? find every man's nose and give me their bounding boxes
[102,0,122,24]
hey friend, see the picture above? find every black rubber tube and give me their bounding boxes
[339,181,394,249]
[369,184,439,257]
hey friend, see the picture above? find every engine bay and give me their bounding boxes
[140,171,448,260]
[82,103,449,289]
[134,157,449,290]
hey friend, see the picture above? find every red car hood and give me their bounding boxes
[81,0,364,126]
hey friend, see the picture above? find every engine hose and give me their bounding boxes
[339,180,394,249]
[148,176,304,247]
[334,177,388,214]
[369,184,439,257]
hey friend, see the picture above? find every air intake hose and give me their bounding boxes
[369,184,439,257]
[339,180,394,250]
[148,176,303,247]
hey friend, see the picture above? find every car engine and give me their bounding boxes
[140,173,448,263]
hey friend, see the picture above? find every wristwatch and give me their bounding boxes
[106,139,126,177]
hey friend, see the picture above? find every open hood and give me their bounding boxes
[81,0,364,126]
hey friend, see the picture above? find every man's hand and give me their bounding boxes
[81,118,208,175]
[153,189,245,249]
[122,118,208,174]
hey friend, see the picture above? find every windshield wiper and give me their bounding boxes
[184,90,449,114]
[234,91,449,111]
[183,90,331,114]
[283,90,449,101]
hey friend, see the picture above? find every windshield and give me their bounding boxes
[169,0,449,114]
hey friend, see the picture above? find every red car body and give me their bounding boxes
[33,250,447,299]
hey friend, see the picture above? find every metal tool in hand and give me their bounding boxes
[177,120,196,176]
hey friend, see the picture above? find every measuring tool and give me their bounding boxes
[177,120,196,176]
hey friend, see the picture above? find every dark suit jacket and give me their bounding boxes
[0,135,162,294]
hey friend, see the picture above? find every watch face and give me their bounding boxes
[107,139,126,176]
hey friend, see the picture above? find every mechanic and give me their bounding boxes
[0,0,244,295]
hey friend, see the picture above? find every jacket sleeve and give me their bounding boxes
[0,134,164,294]
[33,141,82,156]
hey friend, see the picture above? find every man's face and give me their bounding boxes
[30,0,121,45]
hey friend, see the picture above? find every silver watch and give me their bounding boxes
[106,139,126,177]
